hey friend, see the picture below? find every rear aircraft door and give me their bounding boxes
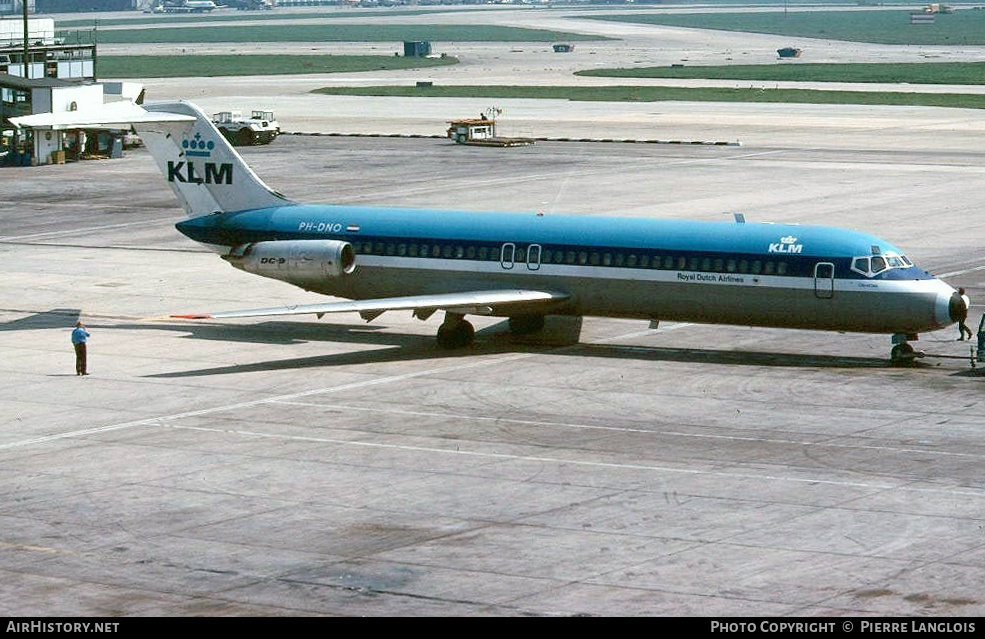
[814,262,835,299]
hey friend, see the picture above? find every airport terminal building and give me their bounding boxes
[1,18,96,81]
[0,15,129,164]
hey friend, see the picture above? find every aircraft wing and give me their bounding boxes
[172,289,570,321]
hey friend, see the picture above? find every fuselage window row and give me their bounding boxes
[355,240,797,277]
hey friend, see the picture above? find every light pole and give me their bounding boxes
[22,0,29,78]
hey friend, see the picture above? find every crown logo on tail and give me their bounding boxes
[182,132,215,158]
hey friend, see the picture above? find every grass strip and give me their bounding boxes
[576,62,985,85]
[98,54,458,78]
[311,84,985,109]
[93,24,609,44]
[584,10,985,46]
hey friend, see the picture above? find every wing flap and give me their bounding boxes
[171,289,569,321]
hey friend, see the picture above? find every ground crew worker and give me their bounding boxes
[957,288,973,341]
[71,320,90,375]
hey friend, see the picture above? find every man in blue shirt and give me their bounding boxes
[71,321,90,376]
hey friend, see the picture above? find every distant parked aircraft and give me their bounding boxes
[153,1,222,13]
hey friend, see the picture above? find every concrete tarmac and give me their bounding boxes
[2,6,985,617]
[2,130,984,616]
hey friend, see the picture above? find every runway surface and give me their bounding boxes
[2,6,985,617]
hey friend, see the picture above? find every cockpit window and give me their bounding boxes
[851,251,911,278]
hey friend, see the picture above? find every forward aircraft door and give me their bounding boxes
[814,262,835,299]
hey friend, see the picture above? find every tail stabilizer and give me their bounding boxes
[138,101,294,216]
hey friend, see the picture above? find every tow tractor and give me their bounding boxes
[976,315,985,368]
[212,110,280,146]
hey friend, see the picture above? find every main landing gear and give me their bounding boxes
[436,313,475,349]
[435,312,548,349]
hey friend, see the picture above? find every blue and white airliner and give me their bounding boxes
[13,101,968,363]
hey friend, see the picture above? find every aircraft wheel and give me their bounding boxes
[890,343,915,366]
[437,318,474,349]
[508,314,545,335]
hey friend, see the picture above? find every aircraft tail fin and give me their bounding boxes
[138,101,294,216]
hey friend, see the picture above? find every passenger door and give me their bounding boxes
[814,262,835,299]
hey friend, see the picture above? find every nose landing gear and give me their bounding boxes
[890,333,918,367]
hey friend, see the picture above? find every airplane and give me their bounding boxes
[183,1,222,11]
[152,1,222,13]
[12,101,969,365]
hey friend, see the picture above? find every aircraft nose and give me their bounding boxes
[930,281,960,328]
[948,292,967,323]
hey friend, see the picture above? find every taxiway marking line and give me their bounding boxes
[937,263,985,279]
[157,422,985,499]
[0,323,687,452]
[272,400,658,434]
[0,219,177,243]
[271,401,985,461]
[0,352,537,451]
[3,319,981,497]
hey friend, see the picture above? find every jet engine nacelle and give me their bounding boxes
[225,240,356,284]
